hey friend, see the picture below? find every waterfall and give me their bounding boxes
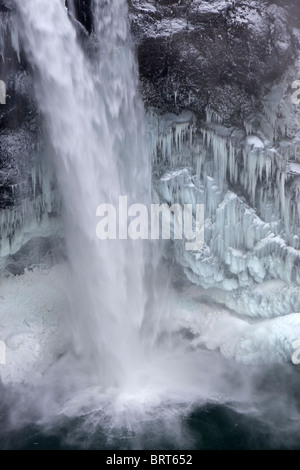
[15,0,157,388]
[2,0,300,450]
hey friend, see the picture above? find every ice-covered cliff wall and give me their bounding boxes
[127,0,300,316]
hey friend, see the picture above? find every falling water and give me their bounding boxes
[15,0,157,389]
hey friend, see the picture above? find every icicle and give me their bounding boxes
[148,110,195,167]
[10,21,20,62]
[244,120,253,136]
[206,106,223,125]
[0,12,9,61]
[0,11,20,62]
[0,189,61,258]
[0,156,60,260]
[201,128,229,191]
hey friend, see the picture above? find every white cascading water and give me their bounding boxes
[11,2,236,426]
[15,0,163,390]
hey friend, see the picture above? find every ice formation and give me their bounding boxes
[148,60,300,323]
[0,162,61,261]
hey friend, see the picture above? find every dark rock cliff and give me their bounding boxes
[2,0,299,155]
[129,0,300,123]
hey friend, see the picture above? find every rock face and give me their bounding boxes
[129,0,300,123]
